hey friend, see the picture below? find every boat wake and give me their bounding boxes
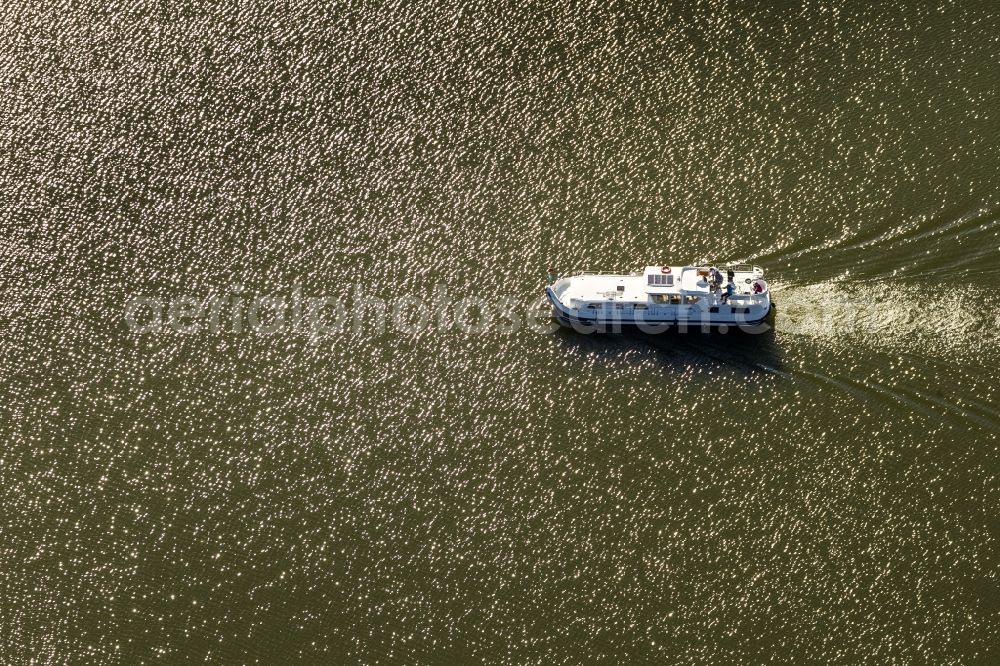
[772,280,997,365]
[756,203,1000,284]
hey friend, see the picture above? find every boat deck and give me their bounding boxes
[552,266,765,307]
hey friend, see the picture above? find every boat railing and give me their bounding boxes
[562,265,762,274]
[564,270,641,277]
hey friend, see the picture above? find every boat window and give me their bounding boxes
[670,295,682,305]
[684,296,699,304]
[647,274,674,286]
[634,304,646,309]
[615,303,624,310]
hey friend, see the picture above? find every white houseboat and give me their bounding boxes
[545,264,775,333]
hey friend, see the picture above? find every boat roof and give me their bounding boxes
[644,265,694,294]
[555,265,763,303]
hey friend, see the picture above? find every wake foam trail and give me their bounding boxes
[758,203,1000,283]
[773,280,998,365]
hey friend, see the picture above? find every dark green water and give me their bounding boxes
[2,1,999,663]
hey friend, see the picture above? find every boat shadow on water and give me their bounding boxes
[551,326,786,377]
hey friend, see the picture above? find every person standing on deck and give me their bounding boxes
[721,278,736,304]
[708,267,722,293]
